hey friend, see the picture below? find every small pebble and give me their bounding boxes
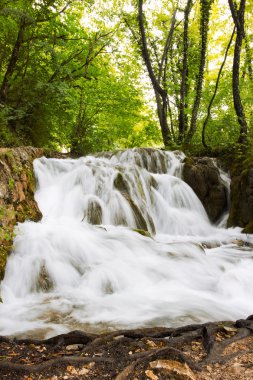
[66,344,83,351]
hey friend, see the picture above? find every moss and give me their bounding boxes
[133,229,152,238]
[0,205,16,227]
[0,249,7,280]
[2,149,14,162]
[0,228,13,280]
[26,168,36,193]
[8,177,15,190]
[0,147,46,280]
[3,150,21,175]
[16,201,42,223]
[0,207,4,219]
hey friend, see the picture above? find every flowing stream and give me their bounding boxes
[0,148,253,339]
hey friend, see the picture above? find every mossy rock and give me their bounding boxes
[132,229,152,238]
[0,243,11,280]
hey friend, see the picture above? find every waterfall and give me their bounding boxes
[0,148,253,339]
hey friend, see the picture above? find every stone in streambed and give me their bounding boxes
[66,344,84,351]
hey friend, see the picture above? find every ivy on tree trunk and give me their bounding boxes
[186,0,212,144]
[228,0,248,144]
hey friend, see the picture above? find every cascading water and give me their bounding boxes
[0,148,253,339]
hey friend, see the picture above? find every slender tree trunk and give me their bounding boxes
[178,0,192,142]
[169,47,180,116]
[71,89,85,154]
[138,0,171,146]
[228,0,248,144]
[202,27,235,148]
[244,35,253,81]
[186,0,212,143]
[154,91,171,146]
[0,18,26,104]
[158,10,177,84]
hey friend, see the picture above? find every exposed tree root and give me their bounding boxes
[0,355,112,374]
[0,317,253,379]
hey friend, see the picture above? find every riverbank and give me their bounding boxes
[0,316,253,379]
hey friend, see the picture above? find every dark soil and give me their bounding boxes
[1,316,253,379]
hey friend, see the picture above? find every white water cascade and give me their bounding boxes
[0,148,253,339]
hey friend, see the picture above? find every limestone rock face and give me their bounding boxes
[228,164,253,233]
[182,157,227,223]
[0,147,44,279]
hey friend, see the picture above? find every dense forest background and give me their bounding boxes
[0,0,252,155]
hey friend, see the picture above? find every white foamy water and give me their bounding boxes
[0,148,253,339]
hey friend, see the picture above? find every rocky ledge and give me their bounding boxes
[0,147,68,279]
[0,147,45,279]
[0,316,253,379]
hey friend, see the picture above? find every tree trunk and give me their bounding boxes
[138,0,171,147]
[178,0,192,142]
[244,35,253,81]
[228,0,248,144]
[186,0,212,143]
[202,27,235,148]
[0,18,26,104]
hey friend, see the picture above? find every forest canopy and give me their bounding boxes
[0,0,252,154]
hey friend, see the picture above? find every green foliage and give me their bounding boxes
[0,0,161,152]
[0,0,252,152]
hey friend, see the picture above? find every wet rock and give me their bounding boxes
[150,175,158,189]
[183,157,227,223]
[114,172,151,233]
[37,264,53,292]
[128,197,149,232]
[86,199,103,225]
[114,172,130,195]
[228,164,253,232]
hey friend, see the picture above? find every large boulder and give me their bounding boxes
[228,163,253,233]
[182,157,227,223]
